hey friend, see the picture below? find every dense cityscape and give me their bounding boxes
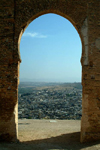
[18,82,82,120]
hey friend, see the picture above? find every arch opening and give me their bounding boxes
[18,13,82,141]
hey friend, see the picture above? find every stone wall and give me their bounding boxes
[0,0,100,142]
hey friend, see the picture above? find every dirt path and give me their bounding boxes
[0,119,100,150]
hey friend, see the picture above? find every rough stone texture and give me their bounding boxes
[0,0,100,143]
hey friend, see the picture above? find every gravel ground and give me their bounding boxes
[0,119,100,150]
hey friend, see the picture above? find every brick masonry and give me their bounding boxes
[0,0,100,142]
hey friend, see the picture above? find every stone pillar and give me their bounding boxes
[81,1,100,142]
[0,1,18,142]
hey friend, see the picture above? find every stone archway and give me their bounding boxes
[0,0,100,143]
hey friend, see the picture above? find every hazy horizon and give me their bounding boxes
[19,78,82,83]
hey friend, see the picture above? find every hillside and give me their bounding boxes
[18,82,82,120]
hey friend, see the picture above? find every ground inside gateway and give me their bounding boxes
[0,119,100,150]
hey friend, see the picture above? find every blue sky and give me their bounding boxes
[20,13,82,82]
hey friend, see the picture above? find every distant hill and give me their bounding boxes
[62,82,82,89]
